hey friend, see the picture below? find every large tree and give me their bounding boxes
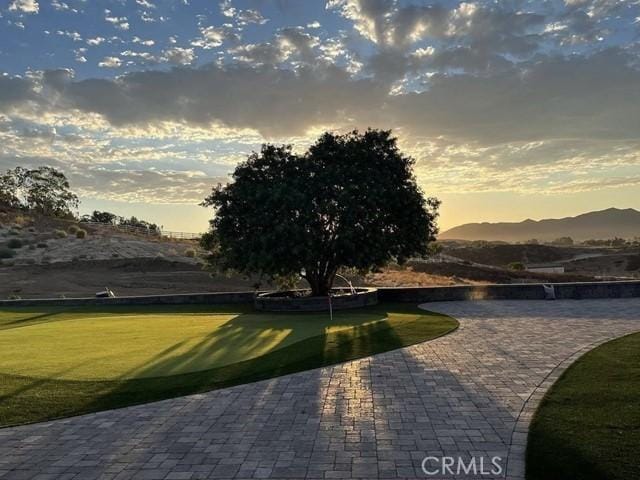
[201,129,440,296]
[0,166,78,217]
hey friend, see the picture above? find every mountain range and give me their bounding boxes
[439,208,640,242]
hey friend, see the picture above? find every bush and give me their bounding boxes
[7,238,23,249]
[184,248,196,258]
[626,255,640,272]
[13,215,29,227]
[37,242,47,248]
[508,261,526,271]
[68,225,79,234]
[54,229,67,238]
[0,248,16,259]
[75,229,87,239]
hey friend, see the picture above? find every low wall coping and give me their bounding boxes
[1,280,639,307]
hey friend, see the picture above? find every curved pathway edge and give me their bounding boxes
[0,298,638,480]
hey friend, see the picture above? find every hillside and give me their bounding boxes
[0,208,288,298]
[439,208,640,242]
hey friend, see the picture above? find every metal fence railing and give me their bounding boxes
[80,221,202,240]
[161,230,202,240]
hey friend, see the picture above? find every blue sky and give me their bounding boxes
[1,0,640,232]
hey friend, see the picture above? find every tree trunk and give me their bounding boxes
[305,270,335,297]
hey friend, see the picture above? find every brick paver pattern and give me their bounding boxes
[1,299,639,480]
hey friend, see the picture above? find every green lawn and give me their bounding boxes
[0,303,457,427]
[527,332,640,480]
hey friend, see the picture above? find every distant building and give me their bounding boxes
[525,264,565,274]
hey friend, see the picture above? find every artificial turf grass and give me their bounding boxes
[0,303,457,427]
[526,332,640,480]
[0,304,401,380]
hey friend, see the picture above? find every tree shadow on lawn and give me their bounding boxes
[0,309,72,330]
[0,304,455,428]
[526,418,610,480]
[526,332,640,480]
[1,303,382,382]
[80,313,413,413]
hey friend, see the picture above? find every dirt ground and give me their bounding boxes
[1,208,636,299]
[0,258,265,299]
[564,253,640,278]
[2,256,632,300]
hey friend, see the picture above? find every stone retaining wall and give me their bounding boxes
[1,281,639,307]
[377,280,640,303]
[0,291,256,307]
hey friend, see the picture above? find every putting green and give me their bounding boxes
[1,304,409,380]
[0,303,458,427]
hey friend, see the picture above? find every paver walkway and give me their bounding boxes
[1,299,639,480]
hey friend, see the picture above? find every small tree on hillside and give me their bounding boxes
[508,261,526,271]
[201,129,440,296]
[551,236,574,246]
[90,210,118,224]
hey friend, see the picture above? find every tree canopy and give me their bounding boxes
[201,129,440,296]
[81,211,160,233]
[0,166,78,218]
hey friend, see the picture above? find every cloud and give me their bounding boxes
[132,36,155,46]
[70,168,226,204]
[2,0,640,206]
[162,47,196,65]
[8,0,39,14]
[0,76,37,110]
[2,47,640,145]
[546,176,640,194]
[45,64,383,137]
[56,30,82,42]
[390,49,640,145]
[135,0,155,9]
[105,10,130,30]
[191,25,239,49]
[220,0,268,25]
[51,0,72,12]
[328,0,547,83]
[230,42,286,65]
[229,27,321,66]
[74,48,87,63]
[327,0,450,47]
[87,37,106,46]
[237,9,268,25]
[98,56,123,68]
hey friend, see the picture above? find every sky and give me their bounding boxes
[1,0,640,233]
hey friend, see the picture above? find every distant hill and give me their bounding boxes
[439,208,640,242]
